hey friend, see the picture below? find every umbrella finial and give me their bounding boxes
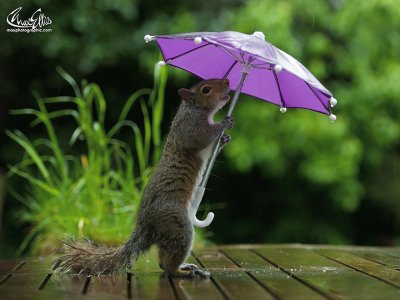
[144,35,154,43]
[194,36,203,44]
[274,64,283,73]
[253,31,266,40]
[329,97,338,107]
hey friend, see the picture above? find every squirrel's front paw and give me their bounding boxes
[222,116,234,129]
[220,134,231,147]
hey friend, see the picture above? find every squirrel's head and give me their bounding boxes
[178,79,230,112]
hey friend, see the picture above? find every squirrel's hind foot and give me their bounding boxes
[193,268,210,278]
[179,263,198,271]
[166,264,210,279]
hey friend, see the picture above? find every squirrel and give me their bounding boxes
[55,78,233,278]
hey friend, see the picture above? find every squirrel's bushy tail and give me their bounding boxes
[54,234,145,275]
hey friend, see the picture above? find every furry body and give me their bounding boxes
[55,79,232,277]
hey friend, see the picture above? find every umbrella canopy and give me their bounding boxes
[146,31,337,117]
[144,31,337,228]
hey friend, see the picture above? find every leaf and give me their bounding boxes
[56,66,81,98]
[6,130,51,182]
[118,88,152,122]
[8,166,60,197]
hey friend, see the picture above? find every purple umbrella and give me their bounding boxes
[144,31,337,227]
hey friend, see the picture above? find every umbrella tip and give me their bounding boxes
[158,60,166,67]
[253,31,266,40]
[280,107,287,113]
[144,35,154,43]
[329,97,338,107]
[194,36,203,44]
[274,64,283,73]
[329,114,337,122]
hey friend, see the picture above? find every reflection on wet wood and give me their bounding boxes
[0,244,399,299]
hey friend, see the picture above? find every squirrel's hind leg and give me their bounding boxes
[156,216,209,278]
[158,246,195,278]
[157,242,210,278]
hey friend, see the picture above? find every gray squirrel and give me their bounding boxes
[55,79,233,278]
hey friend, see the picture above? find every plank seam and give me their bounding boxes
[191,251,230,300]
[0,273,13,285]
[220,249,281,300]
[345,251,400,268]
[81,275,91,295]
[355,255,390,267]
[167,274,180,300]
[13,261,25,271]
[0,261,26,287]
[317,252,400,289]
[38,273,52,290]
[127,272,132,299]
[251,249,334,300]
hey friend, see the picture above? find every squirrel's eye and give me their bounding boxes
[201,86,211,94]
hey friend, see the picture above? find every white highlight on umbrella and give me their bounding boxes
[144,35,154,43]
[280,107,287,113]
[329,97,337,107]
[158,60,166,66]
[194,36,202,44]
[329,114,337,121]
[274,64,283,73]
[253,31,266,40]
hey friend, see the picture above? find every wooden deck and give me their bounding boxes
[0,244,400,299]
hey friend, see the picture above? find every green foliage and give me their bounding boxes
[2,0,400,249]
[218,0,400,243]
[6,64,168,254]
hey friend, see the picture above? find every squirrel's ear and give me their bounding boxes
[178,88,195,102]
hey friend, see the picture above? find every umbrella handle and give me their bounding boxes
[190,69,250,228]
[189,186,215,228]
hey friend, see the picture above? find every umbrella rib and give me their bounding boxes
[217,45,244,63]
[222,60,238,79]
[305,82,330,114]
[166,43,213,61]
[272,70,286,108]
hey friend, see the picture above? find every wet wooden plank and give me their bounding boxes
[40,273,86,293]
[133,248,223,300]
[132,271,176,300]
[346,250,400,268]
[87,273,129,299]
[130,249,176,299]
[0,285,78,300]
[171,254,225,300]
[317,249,400,287]
[222,248,325,300]
[0,285,119,300]
[0,260,23,276]
[380,248,400,258]
[0,258,56,296]
[196,249,275,300]
[0,271,46,289]
[15,258,53,274]
[256,247,400,299]
[2,245,400,300]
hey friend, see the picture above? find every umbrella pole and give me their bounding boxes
[190,68,249,228]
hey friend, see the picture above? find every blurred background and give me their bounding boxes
[1,0,399,258]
